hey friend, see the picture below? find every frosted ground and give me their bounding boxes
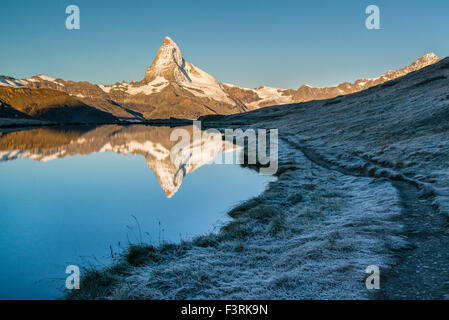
[71,57,449,299]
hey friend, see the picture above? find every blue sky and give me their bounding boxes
[1,0,448,88]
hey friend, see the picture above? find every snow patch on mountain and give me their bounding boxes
[97,85,112,93]
[126,76,169,95]
[223,82,253,91]
[180,63,234,104]
[29,75,65,86]
[0,76,27,87]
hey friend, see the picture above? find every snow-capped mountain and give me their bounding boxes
[0,37,442,120]
[0,75,29,87]
[143,37,234,105]
[1,37,245,120]
[222,52,442,109]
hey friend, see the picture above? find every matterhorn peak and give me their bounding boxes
[144,36,185,83]
[140,36,236,106]
[162,36,176,46]
[160,36,182,62]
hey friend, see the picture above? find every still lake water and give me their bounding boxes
[0,125,275,299]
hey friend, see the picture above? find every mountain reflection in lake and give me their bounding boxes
[0,125,275,299]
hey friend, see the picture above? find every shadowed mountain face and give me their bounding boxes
[0,87,117,124]
[0,37,441,122]
[0,125,236,198]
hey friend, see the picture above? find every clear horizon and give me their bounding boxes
[1,0,448,89]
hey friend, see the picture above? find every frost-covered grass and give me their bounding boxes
[220,58,449,218]
[69,141,405,300]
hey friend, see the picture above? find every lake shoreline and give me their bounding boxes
[67,120,406,299]
[0,117,195,130]
[68,58,449,299]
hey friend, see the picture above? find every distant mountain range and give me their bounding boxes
[0,36,442,123]
[222,52,441,109]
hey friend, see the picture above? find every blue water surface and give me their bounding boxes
[0,149,274,299]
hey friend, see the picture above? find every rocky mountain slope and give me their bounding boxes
[0,87,117,123]
[0,38,441,121]
[222,52,441,108]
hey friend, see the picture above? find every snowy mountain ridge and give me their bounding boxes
[0,37,442,119]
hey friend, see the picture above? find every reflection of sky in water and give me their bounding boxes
[0,151,275,299]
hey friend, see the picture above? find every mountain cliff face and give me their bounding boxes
[0,37,442,121]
